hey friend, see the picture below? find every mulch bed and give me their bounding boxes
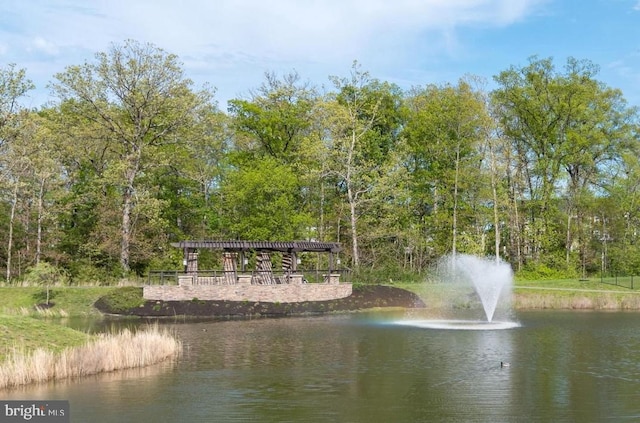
[96,285,425,318]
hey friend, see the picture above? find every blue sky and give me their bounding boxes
[1,0,639,109]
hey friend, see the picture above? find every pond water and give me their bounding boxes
[4,310,640,422]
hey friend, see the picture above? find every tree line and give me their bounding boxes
[1,40,639,283]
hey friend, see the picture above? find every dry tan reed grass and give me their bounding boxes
[0,324,181,390]
[515,291,640,310]
[16,306,69,317]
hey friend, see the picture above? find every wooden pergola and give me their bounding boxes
[171,240,342,276]
[146,240,350,301]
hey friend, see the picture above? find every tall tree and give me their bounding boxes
[403,80,489,259]
[558,63,637,269]
[155,105,229,242]
[51,40,215,275]
[227,71,319,243]
[0,114,31,282]
[0,64,34,281]
[16,112,63,266]
[324,62,403,267]
[492,56,638,270]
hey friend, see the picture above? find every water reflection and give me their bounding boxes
[3,311,640,422]
[392,319,520,330]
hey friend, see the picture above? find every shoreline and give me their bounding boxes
[94,285,640,318]
[2,284,640,389]
[95,285,427,317]
[1,285,424,390]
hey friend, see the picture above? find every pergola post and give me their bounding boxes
[186,249,198,275]
[240,251,247,272]
[171,240,342,285]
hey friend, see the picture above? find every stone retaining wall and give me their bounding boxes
[143,283,353,303]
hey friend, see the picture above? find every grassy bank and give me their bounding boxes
[514,277,640,309]
[0,316,91,362]
[514,288,640,309]
[0,287,119,317]
[0,287,179,390]
[0,323,181,390]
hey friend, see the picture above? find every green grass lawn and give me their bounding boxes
[0,286,128,366]
[0,286,119,317]
[0,316,91,361]
[0,287,118,362]
[514,277,638,291]
[397,277,638,295]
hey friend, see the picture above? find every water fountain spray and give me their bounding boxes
[394,254,518,330]
[443,254,513,322]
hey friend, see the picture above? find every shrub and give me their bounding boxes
[351,267,424,285]
[22,263,70,305]
[516,262,578,281]
[22,262,69,286]
[67,259,118,285]
[95,287,145,313]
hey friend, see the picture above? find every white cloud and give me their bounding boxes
[1,0,548,105]
[7,0,546,61]
[30,37,60,56]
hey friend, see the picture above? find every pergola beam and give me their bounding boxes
[171,240,341,254]
[172,240,342,274]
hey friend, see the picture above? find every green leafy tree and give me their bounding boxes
[492,56,638,271]
[51,40,215,275]
[226,71,321,245]
[218,157,312,240]
[403,80,490,260]
[0,64,34,281]
[153,105,229,244]
[228,71,316,164]
[24,262,69,305]
[323,62,403,267]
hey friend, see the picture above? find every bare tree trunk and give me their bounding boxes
[347,184,359,267]
[566,212,572,266]
[346,130,359,267]
[6,182,18,283]
[513,191,522,271]
[507,149,524,272]
[487,139,501,261]
[35,177,45,265]
[120,184,133,275]
[452,143,460,257]
[120,152,141,275]
[120,160,139,275]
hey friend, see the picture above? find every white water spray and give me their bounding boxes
[441,254,513,322]
[392,254,517,330]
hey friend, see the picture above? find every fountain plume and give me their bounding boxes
[439,254,513,322]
